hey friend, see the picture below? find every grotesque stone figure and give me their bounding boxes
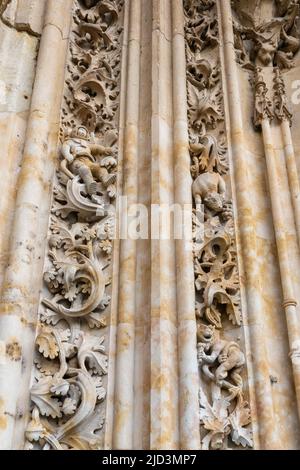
[191,134,230,220]
[61,126,116,196]
[192,170,226,216]
[197,323,245,395]
[255,40,277,67]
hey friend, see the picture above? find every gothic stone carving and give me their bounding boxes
[273,67,293,124]
[232,0,300,70]
[253,66,292,128]
[253,67,274,128]
[232,1,297,130]
[197,324,252,450]
[185,0,253,450]
[25,0,123,450]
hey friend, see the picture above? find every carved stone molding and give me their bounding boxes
[184,0,253,450]
[273,67,293,124]
[25,0,123,450]
[232,2,298,131]
[232,0,300,70]
[253,66,274,129]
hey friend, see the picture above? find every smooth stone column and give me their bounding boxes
[0,1,45,294]
[150,0,179,450]
[281,119,300,248]
[171,0,201,450]
[261,118,300,423]
[113,0,141,450]
[0,0,73,450]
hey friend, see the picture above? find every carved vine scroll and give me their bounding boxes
[25,0,124,450]
[184,0,253,450]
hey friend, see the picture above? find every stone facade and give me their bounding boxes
[0,0,300,450]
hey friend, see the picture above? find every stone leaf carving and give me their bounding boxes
[63,0,123,135]
[187,60,223,136]
[197,324,253,450]
[42,216,112,320]
[26,0,123,450]
[184,0,218,55]
[26,324,107,450]
[199,389,253,450]
[185,0,252,450]
[185,2,224,137]
[194,231,241,329]
[232,0,300,70]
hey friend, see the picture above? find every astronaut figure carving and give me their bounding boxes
[61,126,117,198]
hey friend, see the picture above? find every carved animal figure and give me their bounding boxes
[192,171,226,217]
[256,41,277,67]
[197,323,245,394]
[61,126,116,196]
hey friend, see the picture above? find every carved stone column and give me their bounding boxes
[254,66,300,424]
[23,0,125,451]
[0,0,73,449]
[231,0,300,448]
[113,0,141,450]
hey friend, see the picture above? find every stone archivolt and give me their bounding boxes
[25,0,123,450]
[185,0,253,450]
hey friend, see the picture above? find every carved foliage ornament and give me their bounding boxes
[253,66,292,128]
[185,0,253,450]
[25,0,124,450]
[232,0,300,70]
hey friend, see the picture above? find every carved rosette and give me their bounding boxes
[184,0,253,450]
[25,0,124,450]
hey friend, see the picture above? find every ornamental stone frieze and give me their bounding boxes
[0,0,300,451]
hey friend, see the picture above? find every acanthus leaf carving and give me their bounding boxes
[185,0,252,450]
[197,324,253,450]
[26,0,123,450]
[187,60,223,136]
